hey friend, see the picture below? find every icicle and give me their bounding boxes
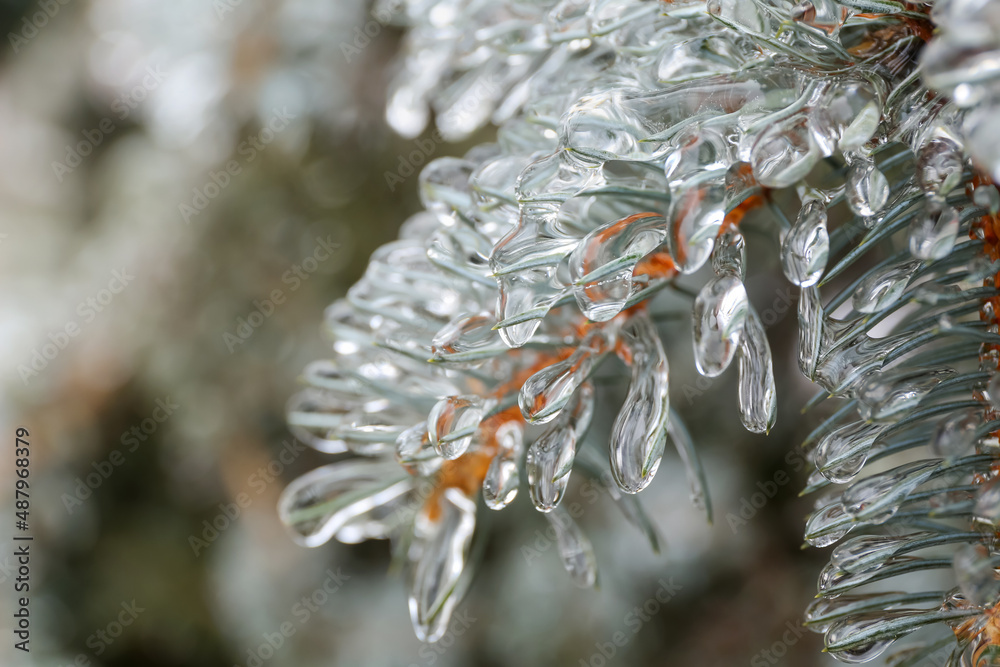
[482,421,524,510]
[711,228,746,279]
[737,309,777,433]
[519,329,603,424]
[781,199,829,287]
[797,286,824,380]
[610,313,670,493]
[526,419,577,512]
[409,488,477,642]
[666,174,726,273]
[692,274,748,377]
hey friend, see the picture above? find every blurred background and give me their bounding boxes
[0,1,847,665]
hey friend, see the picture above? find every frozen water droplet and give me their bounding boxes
[781,199,829,287]
[974,184,1000,214]
[692,274,749,377]
[483,421,523,510]
[856,367,954,423]
[666,175,725,273]
[419,157,475,219]
[568,213,667,321]
[806,501,853,547]
[813,421,880,484]
[826,81,881,152]
[428,395,492,460]
[842,460,938,524]
[909,201,959,260]
[825,616,896,663]
[846,156,889,217]
[916,138,964,199]
[751,116,822,188]
[610,314,670,493]
[410,488,477,642]
[974,480,1000,528]
[664,128,730,185]
[492,157,590,346]
[953,543,1000,607]
[519,331,601,424]
[831,534,911,575]
[431,312,502,364]
[396,422,443,477]
[526,422,577,512]
[737,309,777,433]
[711,228,746,279]
[386,82,429,139]
[913,282,960,305]
[804,594,885,634]
[483,454,520,510]
[930,409,980,460]
[797,286,824,379]
[986,372,1000,410]
[852,260,921,314]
